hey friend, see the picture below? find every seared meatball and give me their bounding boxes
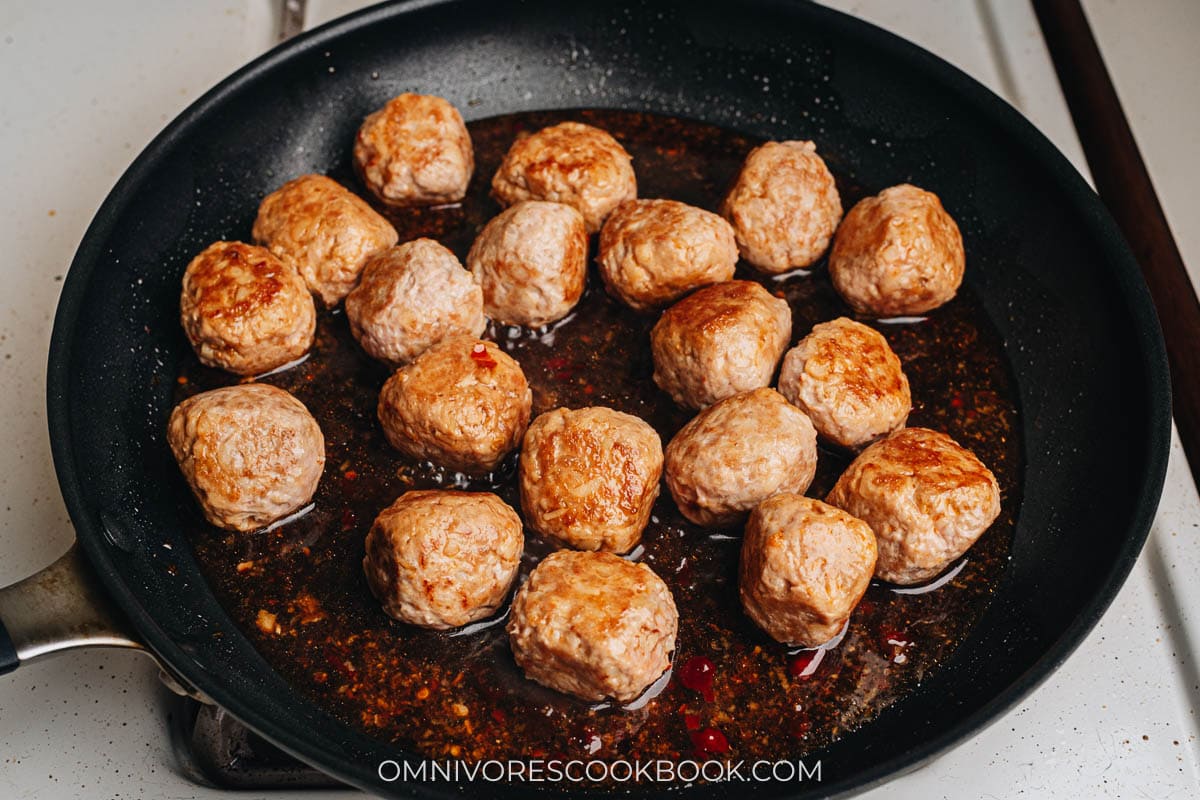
[345,239,486,367]
[252,174,398,306]
[597,199,738,311]
[829,184,965,316]
[363,490,523,630]
[519,406,662,554]
[466,201,588,327]
[651,280,792,409]
[665,388,817,527]
[720,140,842,273]
[377,336,532,474]
[167,384,325,532]
[507,550,678,702]
[179,241,315,376]
[826,427,1000,585]
[353,93,474,208]
[739,494,877,647]
[778,317,911,448]
[491,121,636,232]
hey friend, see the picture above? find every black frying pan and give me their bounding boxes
[0,0,1170,797]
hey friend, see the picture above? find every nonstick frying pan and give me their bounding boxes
[0,0,1171,796]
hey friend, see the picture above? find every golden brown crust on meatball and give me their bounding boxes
[739,494,877,647]
[829,184,965,317]
[826,427,1000,585]
[179,241,316,376]
[491,121,637,233]
[466,201,588,327]
[353,93,474,208]
[651,280,792,409]
[597,199,738,311]
[720,140,843,273]
[167,384,325,532]
[345,239,486,367]
[506,550,678,702]
[363,490,523,630]
[251,174,398,306]
[665,388,818,527]
[778,317,912,448]
[377,336,532,474]
[519,406,663,554]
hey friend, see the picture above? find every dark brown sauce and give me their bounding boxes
[176,110,1021,774]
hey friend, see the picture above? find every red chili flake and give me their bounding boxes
[677,655,716,702]
[879,625,911,663]
[788,716,812,739]
[340,509,358,531]
[690,727,730,758]
[491,708,506,724]
[343,469,358,481]
[683,713,701,731]
[950,394,964,409]
[788,648,825,679]
[470,343,498,368]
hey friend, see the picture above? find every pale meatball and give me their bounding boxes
[491,121,636,232]
[353,93,474,208]
[506,550,678,702]
[179,241,315,376]
[651,280,792,409]
[597,199,738,311]
[826,427,1001,585]
[665,388,817,527]
[377,336,532,474]
[720,140,843,273]
[167,384,325,532]
[252,174,399,306]
[778,317,912,449]
[829,184,965,316]
[363,490,523,630]
[345,239,486,367]
[739,494,877,647]
[466,201,588,327]
[519,406,663,554]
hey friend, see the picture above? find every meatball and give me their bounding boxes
[778,317,911,449]
[651,280,792,409]
[251,174,399,306]
[377,336,532,474]
[665,388,817,527]
[345,239,486,366]
[506,550,678,702]
[167,384,325,532]
[179,241,316,376]
[720,140,843,273]
[829,184,965,316]
[491,121,636,232]
[519,406,663,554]
[353,93,474,208]
[826,427,1001,585]
[597,199,738,311]
[739,494,877,647]
[466,201,588,327]
[363,490,523,630]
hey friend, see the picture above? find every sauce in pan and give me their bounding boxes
[176,110,1021,772]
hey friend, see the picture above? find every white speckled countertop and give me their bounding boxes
[1,1,1197,798]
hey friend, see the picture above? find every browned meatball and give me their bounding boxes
[519,406,663,554]
[597,199,738,311]
[491,121,636,232]
[167,384,325,532]
[721,140,843,273]
[179,241,315,376]
[829,184,965,316]
[739,494,877,647]
[251,174,398,306]
[778,317,911,448]
[507,550,678,702]
[345,239,486,367]
[665,388,817,527]
[353,93,474,208]
[466,201,588,327]
[651,280,792,409]
[826,427,1000,585]
[377,336,532,474]
[363,490,523,630]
